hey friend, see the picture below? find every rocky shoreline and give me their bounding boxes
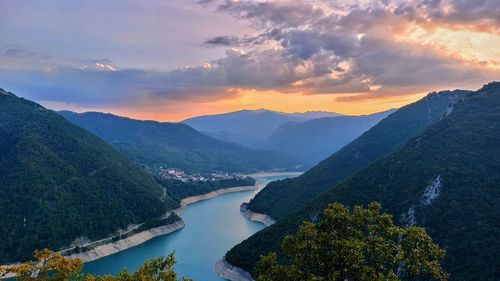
[215,173,302,281]
[0,220,186,279]
[215,259,253,281]
[240,203,276,226]
[67,220,186,262]
[174,185,258,215]
[67,185,258,263]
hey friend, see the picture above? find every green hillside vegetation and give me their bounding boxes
[0,249,192,281]
[252,110,395,165]
[247,90,468,220]
[227,82,500,280]
[60,111,302,173]
[255,202,448,281]
[3,204,448,281]
[0,90,178,263]
[157,176,256,200]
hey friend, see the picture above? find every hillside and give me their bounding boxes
[226,83,500,280]
[253,110,394,165]
[0,89,179,263]
[183,109,341,146]
[59,111,302,173]
[247,90,467,220]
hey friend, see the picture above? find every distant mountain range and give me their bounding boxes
[246,90,466,220]
[253,109,395,165]
[226,83,500,280]
[182,109,342,146]
[60,111,302,173]
[0,89,179,263]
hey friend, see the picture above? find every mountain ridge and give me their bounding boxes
[252,109,395,165]
[0,91,179,263]
[182,109,342,146]
[59,111,302,173]
[246,89,468,220]
[226,83,500,280]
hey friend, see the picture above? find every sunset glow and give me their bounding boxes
[1,0,498,121]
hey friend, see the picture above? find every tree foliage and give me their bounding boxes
[228,83,500,280]
[255,202,448,281]
[247,90,467,220]
[0,92,178,263]
[157,176,255,200]
[59,111,301,174]
[0,249,191,281]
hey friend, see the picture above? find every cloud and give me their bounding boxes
[205,0,500,97]
[1,0,499,109]
[205,36,239,46]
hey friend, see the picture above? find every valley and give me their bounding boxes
[1,2,499,280]
[1,84,498,281]
[82,173,298,281]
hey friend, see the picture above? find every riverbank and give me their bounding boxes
[1,184,259,275]
[214,203,274,281]
[0,220,186,279]
[246,171,303,178]
[67,185,258,263]
[67,220,186,262]
[175,185,258,215]
[215,173,303,281]
[240,203,275,227]
[215,259,253,281]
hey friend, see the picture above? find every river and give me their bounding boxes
[83,173,299,280]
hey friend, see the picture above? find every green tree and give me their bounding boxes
[255,202,448,281]
[0,249,191,281]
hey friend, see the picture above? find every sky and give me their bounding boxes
[0,0,499,121]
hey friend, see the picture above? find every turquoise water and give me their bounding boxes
[83,174,296,281]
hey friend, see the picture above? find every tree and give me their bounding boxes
[0,249,191,281]
[255,202,448,281]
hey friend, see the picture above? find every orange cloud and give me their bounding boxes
[42,89,428,122]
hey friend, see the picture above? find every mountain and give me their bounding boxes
[182,109,341,146]
[246,90,467,220]
[226,83,500,280]
[59,111,302,174]
[0,89,178,263]
[253,109,395,165]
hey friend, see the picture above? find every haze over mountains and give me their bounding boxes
[183,109,342,146]
[226,83,500,280]
[59,109,396,173]
[253,109,395,165]
[59,111,302,173]
[184,108,396,166]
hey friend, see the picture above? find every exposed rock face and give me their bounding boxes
[421,175,442,206]
[67,220,185,262]
[240,203,276,227]
[215,259,253,281]
[400,175,443,226]
[400,205,416,227]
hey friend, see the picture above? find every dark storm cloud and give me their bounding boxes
[205,36,239,46]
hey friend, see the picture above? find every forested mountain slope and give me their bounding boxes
[226,82,500,280]
[60,111,302,173]
[247,89,467,220]
[253,109,395,165]
[0,90,178,263]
